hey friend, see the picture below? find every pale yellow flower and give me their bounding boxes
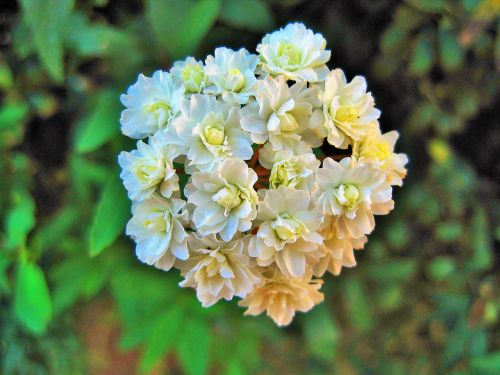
[239,269,324,326]
[257,23,331,82]
[314,157,394,239]
[314,217,367,276]
[249,188,323,278]
[321,69,380,149]
[353,130,408,186]
[178,235,261,307]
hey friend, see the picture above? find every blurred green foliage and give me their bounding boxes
[1,0,499,374]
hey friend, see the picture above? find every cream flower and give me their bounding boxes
[314,216,367,276]
[204,47,259,104]
[126,195,189,271]
[249,188,323,277]
[185,158,258,241]
[321,69,380,149]
[239,269,324,326]
[314,157,394,239]
[259,142,319,190]
[164,94,253,172]
[120,70,184,139]
[257,23,331,82]
[177,234,261,307]
[118,135,179,201]
[241,75,323,150]
[353,130,408,186]
[170,57,206,93]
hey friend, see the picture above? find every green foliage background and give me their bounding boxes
[1,0,499,374]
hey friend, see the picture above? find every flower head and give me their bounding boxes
[241,75,323,150]
[257,23,331,82]
[126,195,189,271]
[314,157,394,238]
[321,69,380,149]
[171,57,206,93]
[314,216,367,276]
[118,135,179,201]
[177,234,261,307]
[249,188,323,277]
[259,142,319,190]
[204,47,259,104]
[165,94,253,172]
[185,158,258,241]
[353,130,408,186]
[120,70,184,139]
[239,269,324,326]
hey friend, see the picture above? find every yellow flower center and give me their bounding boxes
[366,139,391,160]
[181,63,204,92]
[278,113,300,132]
[273,214,305,241]
[145,101,171,127]
[334,183,360,211]
[143,210,171,233]
[270,160,298,189]
[334,105,359,123]
[225,68,245,92]
[277,42,302,68]
[213,185,242,210]
[204,124,226,146]
[135,161,159,183]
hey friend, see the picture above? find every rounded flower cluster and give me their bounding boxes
[118,23,408,327]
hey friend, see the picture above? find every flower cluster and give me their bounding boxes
[118,23,408,326]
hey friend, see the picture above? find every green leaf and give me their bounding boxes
[467,207,492,271]
[146,0,222,59]
[344,278,373,332]
[178,319,212,375]
[302,304,339,361]
[0,253,11,293]
[439,28,464,72]
[19,0,74,82]
[220,0,274,32]
[0,102,29,131]
[89,173,130,256]
[74,88,121,154]
[366,259,417,283]
[5,192,36,249]
[435,221,462,242]
[407,0,446,12]
[409,32,434,75]
[0,61,14,89]
[428,256,456,280]
[139,307,183,373]
[470,352,500,374]
[14,261,52,334]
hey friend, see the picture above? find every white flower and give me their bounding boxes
[185,158,258,241]
[239,268,324,326]
[177,234,261,307]
[321,69,380,149]
[120,70,184,139]
[204,47,259,104]
[171,57,206,93]
[257,23,331,82]
[353,130,408,186]
[118,135,179,201]
[313,157,394,239]
[249,188,323,277]
[126,195,189,271]
[259,142,320,190]
[240,75,324,150]
[164,94,253,172]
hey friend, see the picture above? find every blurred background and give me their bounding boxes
[1,0,499,374]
